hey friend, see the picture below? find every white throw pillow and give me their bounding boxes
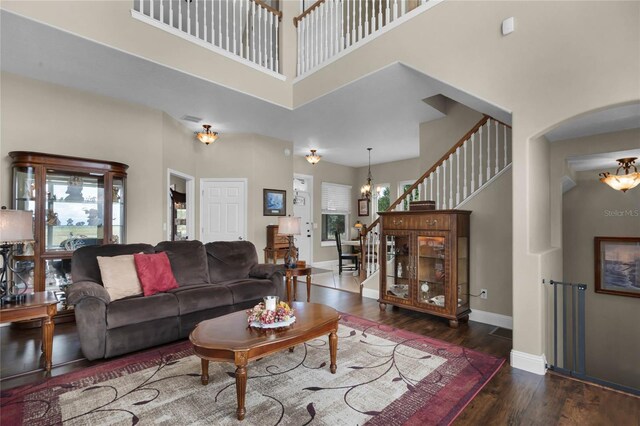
[97,254,143,301]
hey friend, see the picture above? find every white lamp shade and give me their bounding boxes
[0,209,34,243]
[278,216,301,235]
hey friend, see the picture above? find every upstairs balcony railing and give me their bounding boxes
[132,0,282,76]
[294,0,441,76]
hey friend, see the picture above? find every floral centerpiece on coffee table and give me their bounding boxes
[247,301,296,328]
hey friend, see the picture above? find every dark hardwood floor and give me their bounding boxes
[1,285,639,424]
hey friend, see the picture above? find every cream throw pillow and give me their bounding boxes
[97,254,143,301]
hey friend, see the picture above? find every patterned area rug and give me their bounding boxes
[1,315,504,425]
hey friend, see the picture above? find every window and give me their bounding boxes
[374,184,391,219]
[398,180,419,211]
[321,182,351,243]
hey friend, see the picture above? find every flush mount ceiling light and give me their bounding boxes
[196,124,218,145]
[305,149,321,165]
[599,157,640,192]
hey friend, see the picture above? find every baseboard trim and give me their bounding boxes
[362,288,380,300]
[469,309,513,329]
[510,350,547,375]
[311,260,338,270]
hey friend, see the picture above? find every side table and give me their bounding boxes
[0,291,58,371]
[284,267,312,303]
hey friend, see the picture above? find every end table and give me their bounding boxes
[0,291,58,371]
[284,266,312,303]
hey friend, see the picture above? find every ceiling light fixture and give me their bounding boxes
[305,149,321,165]
[361,148,373,200]
[599,157,640,192]
[196,124,219,145]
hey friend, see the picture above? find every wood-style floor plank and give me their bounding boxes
[1,283,639,424]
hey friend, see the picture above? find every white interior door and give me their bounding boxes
[200,179,247,242]
[293,191,312,263]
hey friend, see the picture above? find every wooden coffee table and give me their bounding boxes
[189,302,339,421]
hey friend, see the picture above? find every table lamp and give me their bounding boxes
[278,216,301,268]
[0,208,35,304]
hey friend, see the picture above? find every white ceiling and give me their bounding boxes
[0,10,518,167]
[567,149,640,172]
[546,103,640,143]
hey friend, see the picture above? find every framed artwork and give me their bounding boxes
[594,237,640,298]
[358,198,370,217]
[263,189,286,216]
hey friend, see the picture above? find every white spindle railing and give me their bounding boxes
[360,116,512,280]
[132,0,282,74]
[295,0,437,76]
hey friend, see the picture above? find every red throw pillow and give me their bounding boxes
[133,252,179,296]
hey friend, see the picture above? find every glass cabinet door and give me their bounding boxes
[44,170,105,252]
[383,233,411,301]
[112,177,126,243]
[416,235,449,309]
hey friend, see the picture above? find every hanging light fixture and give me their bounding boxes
[196,124,219,145]
[305,149,321,165]
[361,147,373,200]
[599,157,640,192]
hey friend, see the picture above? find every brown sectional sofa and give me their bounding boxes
[67,240,284,360]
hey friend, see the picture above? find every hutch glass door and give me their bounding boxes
[382,233,411,301]
[416,234,449,309]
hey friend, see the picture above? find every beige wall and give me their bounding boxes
[1,72,166,244]
[419,102,483,169]
[291,0,640,358]
[462,168,513,317]
[1,73,294,254]
[195,133,294,253]
[563,171,640,389]
[294,156,358,263]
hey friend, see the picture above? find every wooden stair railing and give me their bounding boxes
[358,115,512,281]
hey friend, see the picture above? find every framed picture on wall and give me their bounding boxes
[263,189,286,216]
[594,237,640,298]
[358,198,369,217]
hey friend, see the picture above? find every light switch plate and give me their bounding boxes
[502,17,515,36]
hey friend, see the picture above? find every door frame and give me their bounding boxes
[166,168,195,241]
[199,178,248,241]
[294,173,314,264]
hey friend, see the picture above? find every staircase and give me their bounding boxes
[359,115,512,282]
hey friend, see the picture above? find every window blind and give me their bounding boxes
[321,182,352,213]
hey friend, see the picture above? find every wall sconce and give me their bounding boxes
[196,124,219,145]
[305,149,321,165]
[599,157,640,192]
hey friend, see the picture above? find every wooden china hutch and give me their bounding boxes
[378,210,471,328]
[9,151,128,319]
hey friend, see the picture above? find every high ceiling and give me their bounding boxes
[2,10,637,169]
[1,10,509,167]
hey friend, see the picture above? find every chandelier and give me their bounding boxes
[361,148,373,200]
[196,124,219,145]
[599,157,640,192]
[305,149,321,165]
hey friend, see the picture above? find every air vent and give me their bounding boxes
[181,115,203,123]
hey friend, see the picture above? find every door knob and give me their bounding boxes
[238,236,244,240]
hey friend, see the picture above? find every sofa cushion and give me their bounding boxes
[169,284,234,315]
[217,278,277,304]
[154,240,210,286]
[205,241,259,283]
[134,252,180,296]
[72,243,155,284]
[97,254,143,301]
[106,293,179,329]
